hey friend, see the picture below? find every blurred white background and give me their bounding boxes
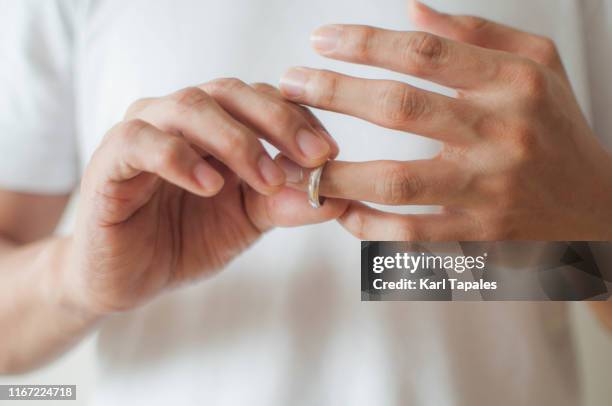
[0,200,610,405]
[0,304,609,405]
[1,1,610,403]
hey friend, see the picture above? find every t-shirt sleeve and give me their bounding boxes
[582,0,612,150]
[0,0,78,193]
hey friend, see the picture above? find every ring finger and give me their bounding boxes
[276,155,471,206]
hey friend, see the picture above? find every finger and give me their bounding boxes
[242,184,349,233]
[90,120,225,224]
[129,87,286,196]
[408,0,565,74]
[250,82,340,158]
[338,201,472,241]
[200,78,333,167]
[279,68,478,143]
[276,155,470,206]
[308,24,509,89]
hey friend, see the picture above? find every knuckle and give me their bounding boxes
[533,37,559,66]
[401,32,447,71]
[351,26,376,61]
[116,119,149,141]
[376,163,422,204]
[513,60,549,99]
[312,70,341,107]
[379,83,428,127]
[511,123,540,160]
[251,82,276,93]
[205,77,246,95]
[155,137,184,170]
[171,86,212,113]
[125,97,153,119]
[217,127,249,157]
[472,114,501,138]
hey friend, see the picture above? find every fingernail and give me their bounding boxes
[258,154,286,186]
[311,25,341,54]
[418,1,437,12]
[277,157,304,183]
[193,162,224,192]
[318,128,339,158]
[280,68,308,98]
[296,128,330,160]
[409,0,436,19]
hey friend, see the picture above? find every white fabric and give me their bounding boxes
[0,0,78,192]
[1,0,611,404]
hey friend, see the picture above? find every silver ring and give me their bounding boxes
[308,163,326,209]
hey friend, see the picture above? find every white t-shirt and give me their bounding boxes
[1,0,611,404]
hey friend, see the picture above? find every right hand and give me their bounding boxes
[65,79,345,315]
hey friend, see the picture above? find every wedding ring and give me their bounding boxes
[308,162,326,209]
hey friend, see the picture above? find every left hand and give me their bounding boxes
[277,0,612,241]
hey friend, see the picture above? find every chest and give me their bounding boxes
[73,0,586,168]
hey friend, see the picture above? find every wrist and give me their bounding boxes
[38,236,104,326]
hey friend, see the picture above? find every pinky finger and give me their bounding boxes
[338,201,471,241]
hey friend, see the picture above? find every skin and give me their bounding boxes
[279,2,612,241]
[0,80,346,373]
[276,1,612,328]
[0,0,610,374]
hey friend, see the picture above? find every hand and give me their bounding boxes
[66,79,345,314]
[278,1,612,241]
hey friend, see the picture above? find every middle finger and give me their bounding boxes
[280,68,479,144]
[201,78,334,167]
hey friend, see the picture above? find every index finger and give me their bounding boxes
[310,24,508,89]
[408,0,565,74]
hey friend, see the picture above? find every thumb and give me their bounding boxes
[243,184,348,232]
